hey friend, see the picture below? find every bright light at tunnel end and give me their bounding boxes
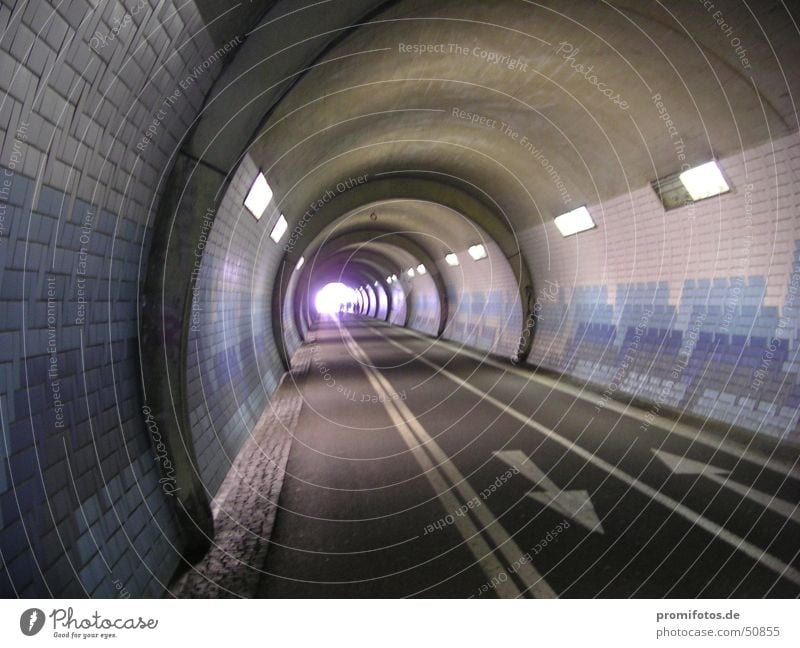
[315,282,359,315]
[554,206,595,237]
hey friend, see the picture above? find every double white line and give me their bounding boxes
[340,326,556,598]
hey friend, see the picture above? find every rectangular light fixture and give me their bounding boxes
[444,253,460,266]
[391,274,398,282]
[468,244,487,261]
[679,160,730,201]
[554,206,595,237]
[270,214,288,243]
[416,264,427,275]
[244,172,273,220]
[407,268,415,278]
[652,160,730,210]
[386,276,392,284]
[295,256,304,270]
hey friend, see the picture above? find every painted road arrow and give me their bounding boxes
[653,449,800,523]
[494,450,605,534]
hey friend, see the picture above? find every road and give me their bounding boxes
[257,319,800,598]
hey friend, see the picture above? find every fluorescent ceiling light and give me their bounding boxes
[554,206,595,237]
[295,256,304,270]
[374,281,379,287]
[679,161,730,201]
[416,264,427,275]
[445,253,460,266]
[468,244,487,261]
[244,172,273,220]
[391,274,398,282]
[386,276,392,284]
[407,268,415,277]
[270,214,288,243]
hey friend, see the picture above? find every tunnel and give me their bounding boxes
[1,0,799,603]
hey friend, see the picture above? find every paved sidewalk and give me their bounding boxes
[175,350,311,597]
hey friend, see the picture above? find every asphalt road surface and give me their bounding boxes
[258,319,800,598]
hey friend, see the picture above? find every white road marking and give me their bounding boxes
[394,325,800,481]
[371,326,800,588]
[654,449,800,524]
[341,332,521,598]
[495,450,605,534]
[342,328,556,598]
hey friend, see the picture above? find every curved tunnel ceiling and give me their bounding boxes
[251,0,798,238]
[306,251,402,292]
[313,199,495,257]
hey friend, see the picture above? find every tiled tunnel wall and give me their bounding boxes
[523,131,800,442]
[365,285,376,317]
[388,281,407,326]
[186,154,291,499]
[281,264,302,358]
[0,0,229,596]
[406,271,440,337]
[375,283,388,320]
[440,240,523,357]
[382,240,524,356]
[358,286,371,316]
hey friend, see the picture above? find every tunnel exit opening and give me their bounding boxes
[314,282,360,316]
